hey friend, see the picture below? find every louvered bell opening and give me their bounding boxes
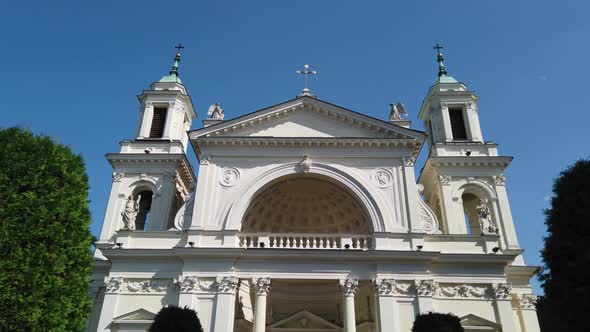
[149,107,167,138]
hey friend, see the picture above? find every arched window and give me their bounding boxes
[461,193,482,235]
[134,189,153,231]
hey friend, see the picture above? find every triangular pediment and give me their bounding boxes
[270,309,340,330]
[190,97,424,141]
[112,308,156,322]
[460,314,501,329]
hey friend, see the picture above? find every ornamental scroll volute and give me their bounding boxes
[416,184,440,234]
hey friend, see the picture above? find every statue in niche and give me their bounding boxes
[476,198,497,234]
[122,195,140,231]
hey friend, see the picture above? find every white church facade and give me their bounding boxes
[87,48,541,332]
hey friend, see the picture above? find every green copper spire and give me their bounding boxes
[159,44,184,84]
[433,43,457,84]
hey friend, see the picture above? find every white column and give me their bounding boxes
[340,279,358,332]
[414,280,434,314]
[372,279,399,332]
[493,284,518,332]
[252,278,271,332]
[96,277,122,332]
[213,277,238,332]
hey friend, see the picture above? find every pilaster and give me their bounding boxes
[414,280,435,314]
[372,279,400,332]
[213,276,239,332]
[493,184,520,249]
[512,294,540,332]
[402,158,422,234]
[492,284,518,332]
[96,277,122,332]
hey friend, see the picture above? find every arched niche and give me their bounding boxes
[241,175,371,234]
[453,181,497,235]
[126,180,157,231]
[223,162,387,232]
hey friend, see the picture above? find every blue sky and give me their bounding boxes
[1,1,588,294]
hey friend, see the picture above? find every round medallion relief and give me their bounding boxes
[220,168,240,187]
[373,169,393,188]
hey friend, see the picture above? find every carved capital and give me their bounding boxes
[199,155,211,165]
[339,278,359,296]
[216,276,239,293]
[252,277,271,296]
[112,172,124,182]
[176,275,199,293]
[512,293,537,310]
[439,175,451,186]
[415,280,436,297]
[403,157,416,167]
[144,102,153,109]
[372,278,394,296]
[440,102,448,109]
[494,174,506,186]
[104,276,123,293]
[466,102,477,113]
[492,283,512,300]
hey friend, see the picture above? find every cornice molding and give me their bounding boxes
[194,137,422,157]
[428,156,513,168]
[106,153,195,184]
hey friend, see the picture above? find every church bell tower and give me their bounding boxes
[96,46,196,244]
[418,45,522,256]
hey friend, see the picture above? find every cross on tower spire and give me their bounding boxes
[175,43,185,54]
[433,43,448,77]
[296,64,317,97]
[160,44,184,83]
[169,43,184,77]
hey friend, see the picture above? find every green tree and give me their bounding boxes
[412,312,464,332]
[0,127,94,331]
[538,158,590,332]
[149,306,203,332]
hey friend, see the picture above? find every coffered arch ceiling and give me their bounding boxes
[241,176,371,234]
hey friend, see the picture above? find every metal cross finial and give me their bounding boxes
[175,43,185,54]
[433,43,448,77]
[433,43,444,54]
[296,64,317,90]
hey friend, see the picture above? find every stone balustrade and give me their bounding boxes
[238,233,372,250]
